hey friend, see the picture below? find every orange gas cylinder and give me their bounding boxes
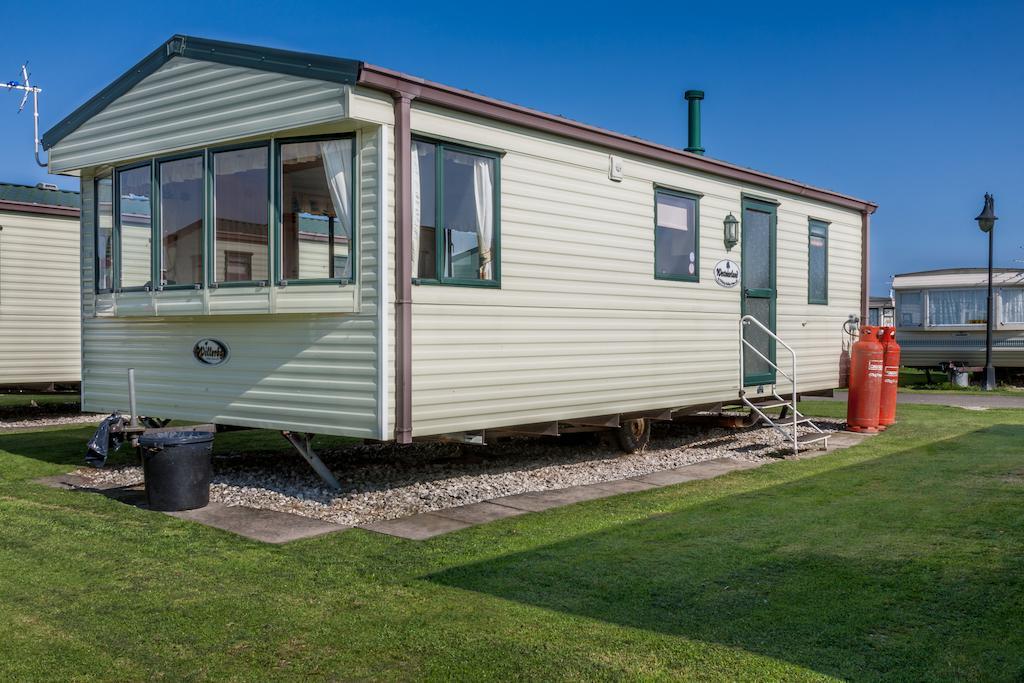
[847,325,884,433]
[878,326,901,428]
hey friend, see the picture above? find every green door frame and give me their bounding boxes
[741,196,777,386]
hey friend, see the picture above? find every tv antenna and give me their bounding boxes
[3,63,47,168]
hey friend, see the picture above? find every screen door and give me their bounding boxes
[741,198,777,386]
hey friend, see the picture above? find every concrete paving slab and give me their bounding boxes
[34,473,90,490]
[494,484,617,512]
[360,512,472,540]
[630,468,706,486]
[587,479,659,494]
[433,501,527,525]
[167,503,348,544]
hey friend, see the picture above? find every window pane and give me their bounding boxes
[1001,288,1024,323]
[95,174,113,291]
[280,139,353,281]
[897,291,922,326]
[928,288,987,325]
[159,156,203,287]
[743,207,771,290]
[808,222,827,302]
[443,149,495,281]
[868,308,880,326]
[655,191,697,279]
[412,141,437,279]
[214,147,268,283]
[118,165,152,289]
[743,297,773,379]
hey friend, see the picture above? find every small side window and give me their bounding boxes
[95,173,113,292]
[411,138,500,286]
[654,188,699,282]
[808,219,828,304]
[897,290,923,327]
[117,164,153,290]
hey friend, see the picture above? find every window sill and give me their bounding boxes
[413,278,500,289]
[93,280,361,317]
[654,274,700,284]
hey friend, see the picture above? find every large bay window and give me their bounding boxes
[99,134,355,293]
[213,146,269,284]
[279,138,352,282]
[412,138,499,286]
[158,155,204,287]
[928,288,987,326]
[117,165,152,289]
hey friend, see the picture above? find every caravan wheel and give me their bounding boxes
[616,418,651,454]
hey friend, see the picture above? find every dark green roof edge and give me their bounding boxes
[41,35,363,150]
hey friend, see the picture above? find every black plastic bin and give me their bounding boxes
[139,430,215,511]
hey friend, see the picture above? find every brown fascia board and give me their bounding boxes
[0,200,80,218]
[358,64,878,215]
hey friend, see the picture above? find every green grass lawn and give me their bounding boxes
[899,367,1024,395]
[1,402,1023,681]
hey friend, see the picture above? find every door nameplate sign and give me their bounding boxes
[713,259,740,288]
[193,338,229,366]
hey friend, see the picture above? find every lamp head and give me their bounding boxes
[976,193,998,233]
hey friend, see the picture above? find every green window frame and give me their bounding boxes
[274,133,357,286]
[208,142,272,288]
[411,136,501,288]
[155,151,206,290]
[93,172,114,294]
[654,186,701,283]
[113,160,155,292]
[808,218,829,305]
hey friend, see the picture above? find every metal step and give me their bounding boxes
[797,433,830,445]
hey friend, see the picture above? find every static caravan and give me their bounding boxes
[42,35,876,473]
[894,268,1024,370]
[0,183,81,388]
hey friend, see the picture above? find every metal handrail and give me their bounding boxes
[739,314,798,453]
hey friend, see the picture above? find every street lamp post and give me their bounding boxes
[976,193,998,391]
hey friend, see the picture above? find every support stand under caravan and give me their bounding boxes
[281,431,342,490]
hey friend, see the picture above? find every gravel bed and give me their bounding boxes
[1,413,104,431]
[76,418,844,526]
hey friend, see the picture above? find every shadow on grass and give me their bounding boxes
[428,425,1024,680]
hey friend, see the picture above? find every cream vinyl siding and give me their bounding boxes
[408,103,862,436]
[0,209,81,385]
[48,58,351,174]
[78,127,388,437]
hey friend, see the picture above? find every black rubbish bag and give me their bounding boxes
[85,413,128,468]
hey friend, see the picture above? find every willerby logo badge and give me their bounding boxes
[193,338,229,366]
[713,259,740,288]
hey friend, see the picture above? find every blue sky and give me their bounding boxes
[1,0,1020,295]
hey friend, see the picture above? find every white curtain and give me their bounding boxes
[1001,288,1024,323]
[318,139,353,279]
[473,157,494,279]
[411,143,422,276]
[928,288,987,326]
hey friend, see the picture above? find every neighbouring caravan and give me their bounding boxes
[0,183,81,388]
[893,268,1024,370]
[42,36,876,466]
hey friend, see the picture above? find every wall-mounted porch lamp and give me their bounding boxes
[723,212,739,251]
